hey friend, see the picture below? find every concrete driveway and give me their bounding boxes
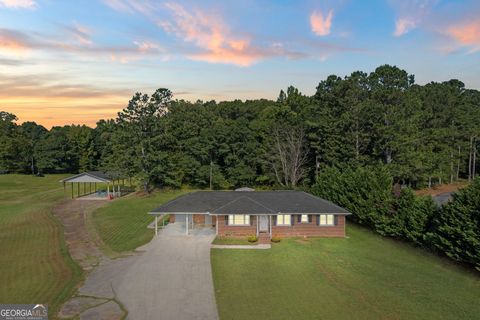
[73,225,218,320]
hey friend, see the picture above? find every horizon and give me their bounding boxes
[1,0,479,128]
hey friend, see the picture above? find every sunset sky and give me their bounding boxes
[1,0,479,128]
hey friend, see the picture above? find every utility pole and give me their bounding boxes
[209,161,213,190]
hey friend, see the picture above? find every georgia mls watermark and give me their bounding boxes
[0,304,47,320]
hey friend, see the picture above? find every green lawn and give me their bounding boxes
[212,225,480,320]
[91,189,189,253]
[0,174,81,318]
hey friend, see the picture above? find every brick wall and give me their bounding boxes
[193,214,205,224]
[217,215,257,237]
[272,215,345,238]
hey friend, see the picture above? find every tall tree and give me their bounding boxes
[116,88,171,192]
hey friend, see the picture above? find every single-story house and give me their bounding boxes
[149,190,351,238]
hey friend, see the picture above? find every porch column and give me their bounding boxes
[186,215,189,235]
[155,216,158,236]
[269,216,272,237]
[256,216,259,236]
[215,218,218,235]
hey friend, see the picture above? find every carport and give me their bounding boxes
[148,213,203,236]
[60,171,121,199]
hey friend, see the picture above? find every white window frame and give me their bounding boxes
[276,214,291,226]
[319,214,335,226]
[301,214,309,223]
[228,214,250,226]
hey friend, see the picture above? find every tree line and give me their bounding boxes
[1,64,479,191]
[312,165,480,271]
[2,64,479,270]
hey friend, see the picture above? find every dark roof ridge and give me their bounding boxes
[212,195,276,213]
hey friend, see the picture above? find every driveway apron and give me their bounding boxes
[115,232,218,320]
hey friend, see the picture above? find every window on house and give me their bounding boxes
[319,214,334,226]
[228,214,250,225]
[276,214,291,226]
[301,214,309,223]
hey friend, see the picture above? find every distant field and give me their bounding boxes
[91,189,189,253]
[212,225,480,320]
[0,174,80,318]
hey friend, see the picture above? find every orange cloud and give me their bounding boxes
[0,0,35,9]
[447,21,480,53]
[0,27,165,64]
[0,75,130,128]
[159,3,278,66]
[0,30,29,52]
[310,10,333,36]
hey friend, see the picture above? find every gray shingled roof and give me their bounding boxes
[149,191,350,215]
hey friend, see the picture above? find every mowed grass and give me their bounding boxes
[92,189,190,253]
[0,174,81,318]
[212,225,480,320]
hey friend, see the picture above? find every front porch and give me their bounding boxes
[215,214,273,242]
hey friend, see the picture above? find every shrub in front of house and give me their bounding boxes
[271,237,281,243]
[247,236,258,243]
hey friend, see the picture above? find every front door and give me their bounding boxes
[259,215,269,232]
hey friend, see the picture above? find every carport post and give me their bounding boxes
[154,216,158,236]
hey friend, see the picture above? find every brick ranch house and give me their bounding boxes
[149,190,351,239]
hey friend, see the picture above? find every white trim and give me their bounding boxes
[60,172,111,183]
[148,211,209,215]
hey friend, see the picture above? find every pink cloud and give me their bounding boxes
[159,3,280,66]
[310,10,333,36]
[446,20,480,53]
[389,0,438,36]
[394,18,416,36]
[0,28,165,64]
[63,22,93,45]
[102,0,156,16]
[0,29,29,52]
[0,0,35,9]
